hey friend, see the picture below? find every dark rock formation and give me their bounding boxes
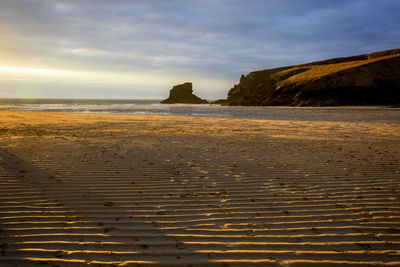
[224,48,400,106]
[161,82,208,104]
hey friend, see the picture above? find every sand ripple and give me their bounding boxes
[0,110,399,266]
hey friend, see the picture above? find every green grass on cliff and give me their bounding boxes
[277,51,400,88]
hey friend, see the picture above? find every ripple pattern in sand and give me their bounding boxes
[0,111,399,266]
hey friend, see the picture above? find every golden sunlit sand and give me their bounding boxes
[0,110,399,266]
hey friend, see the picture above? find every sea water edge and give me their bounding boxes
[0,98,399,123]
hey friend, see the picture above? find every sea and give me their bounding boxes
[0,98,399,123]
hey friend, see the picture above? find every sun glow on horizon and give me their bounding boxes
[0,65,169,86]
[0,65,69,74]
[0,65,231,92]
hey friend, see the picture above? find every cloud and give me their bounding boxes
[0,0,399,98]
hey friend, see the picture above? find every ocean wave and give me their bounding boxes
[1,98,399,122]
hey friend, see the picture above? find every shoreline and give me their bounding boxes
[0,106,399,125]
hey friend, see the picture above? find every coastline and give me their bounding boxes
[0,110,399,265]
[1,104,399,123]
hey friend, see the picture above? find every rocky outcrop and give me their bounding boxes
[224,48,400,106]
[161,82,208,104]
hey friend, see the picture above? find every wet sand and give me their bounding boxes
[0,110,399,266]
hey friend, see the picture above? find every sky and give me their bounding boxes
[0,0,399,99]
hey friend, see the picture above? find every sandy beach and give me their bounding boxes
[0,110,399,266]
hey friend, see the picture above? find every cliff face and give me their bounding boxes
[226,49,400,106]
[161,82,208,104]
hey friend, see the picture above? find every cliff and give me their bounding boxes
[225,48,400,106]
[161,82,208,104]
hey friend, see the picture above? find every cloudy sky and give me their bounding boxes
[0,0,399,99]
